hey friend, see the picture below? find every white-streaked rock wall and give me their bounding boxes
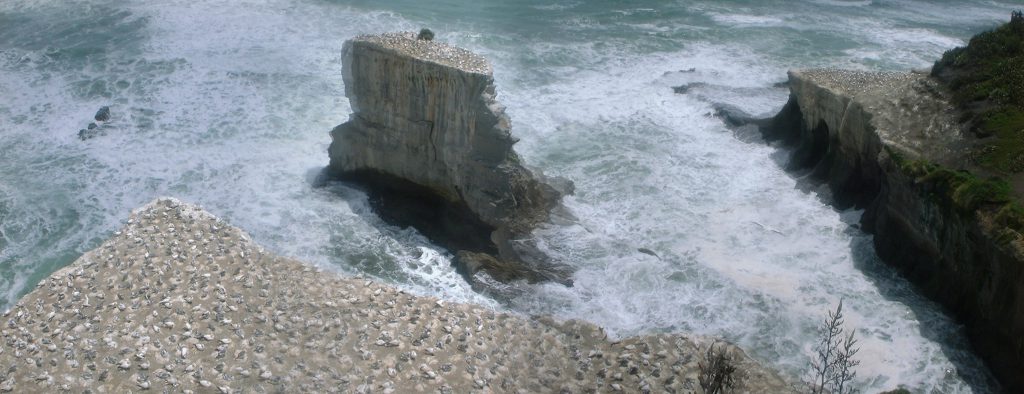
[329,33,561,234]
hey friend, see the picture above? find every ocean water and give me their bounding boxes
[0,0,1017,391]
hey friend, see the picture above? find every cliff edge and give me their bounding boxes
[327,32,572,289]
[759,68,1024,391]
[0,198,792,392]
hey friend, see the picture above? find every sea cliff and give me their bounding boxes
[760,68,1024,391]
[327,33,572,288]
[0,198,791,392]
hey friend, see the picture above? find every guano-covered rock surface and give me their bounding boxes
[0,198,791,393]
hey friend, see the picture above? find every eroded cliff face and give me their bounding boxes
[763,69,1024,391]
[328,33,572,288]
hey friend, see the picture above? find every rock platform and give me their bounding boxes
[0,198,790,393]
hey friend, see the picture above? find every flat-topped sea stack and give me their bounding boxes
[754,68,1024,391]
[0,198,792,392]
[328,32,572,290]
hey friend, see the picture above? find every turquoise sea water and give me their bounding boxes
[0,0,1018,391]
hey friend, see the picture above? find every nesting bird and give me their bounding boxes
[0,198,792,392]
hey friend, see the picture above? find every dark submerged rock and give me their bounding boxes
[672,82,706,94]
[636,248,661,260]
[94,106,110,122]
[78,128,99,140]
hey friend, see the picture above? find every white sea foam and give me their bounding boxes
[809,0,874,7]
[0,0,1008,391]
[709,13,788,27]
[530,2,582,12]
[483,16,994,390]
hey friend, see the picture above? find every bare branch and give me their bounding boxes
[807,299,860,394]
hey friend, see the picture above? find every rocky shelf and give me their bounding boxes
[0,198,791,392]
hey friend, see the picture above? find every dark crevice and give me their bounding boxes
[794,120,830,171]
[333,169,498,257]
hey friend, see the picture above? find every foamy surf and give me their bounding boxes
[0,0,1017,391]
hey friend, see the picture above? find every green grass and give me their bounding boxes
[881,14,1024,243]
[975,108,1024,172]
[933,11,1024,173]
[915,164,1011,211]
[888,148,1024,237]
[910,11,1024,242]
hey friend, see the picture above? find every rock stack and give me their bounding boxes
[328,33,573,289]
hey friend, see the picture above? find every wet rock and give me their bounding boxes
[78,129,95,140]
[671,82,706,94]
[94,106,110,122]
[636,248,660,260]
[452,250,572,290]
[711,103,758,128]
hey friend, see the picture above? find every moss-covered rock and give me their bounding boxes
[889,147,1024,238]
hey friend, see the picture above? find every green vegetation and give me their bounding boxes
[905,12,1024,243]
[933,11,1024,173]
[417,28,435,41]
[976,109,1024,172]
[888,147,1024,235]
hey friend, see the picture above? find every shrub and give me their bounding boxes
[952,176,1012,210]
[698,341,742,394]
[417,28,435,41]
[890,151,1024,232]
[808,300,860,394]
[996,202,1024,231]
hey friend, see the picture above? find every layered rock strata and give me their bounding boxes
[327,33,571,288]
[0,198,792,392]
[759,69,1024,391]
